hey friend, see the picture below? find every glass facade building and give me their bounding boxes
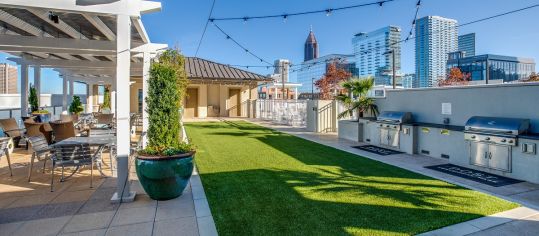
[296,54,358,93]
[458,33,475,57]
[415,16,458,88]
[446,53,536,83]
[352,26,401,79]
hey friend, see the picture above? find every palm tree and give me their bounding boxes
[336,77,378,120]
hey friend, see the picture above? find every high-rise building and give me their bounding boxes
[273,59,290,82]
[296,54,357,93]
[0,63,17,94]
[415,16,458,87]
[458,33,475,57]
[304,29,319,62]
[352,25,401,79]
[446,52,535,84]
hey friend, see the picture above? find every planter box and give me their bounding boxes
[338,120,362,142]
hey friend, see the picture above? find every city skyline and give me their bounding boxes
[1,0,538,93]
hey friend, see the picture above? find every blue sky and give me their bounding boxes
[2,0,538,93]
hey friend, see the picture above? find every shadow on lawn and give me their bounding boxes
[200,168,485,236]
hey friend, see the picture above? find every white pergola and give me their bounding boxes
[0,0,167,202]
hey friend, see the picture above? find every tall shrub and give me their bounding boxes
[102,87,111,110]
[29,84,39,112]
[145,49,190,153]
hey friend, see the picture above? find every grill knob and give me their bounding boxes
[508,140,514,144]
[501,139,506,143]
[485,137,491,141]
[471,135,476,139]
[386,125,390,128]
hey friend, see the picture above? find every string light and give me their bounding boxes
[194,0,216,57]
[209,0,396,22]
[215,3,539,72]
[325,9,333,16]
[213,23,272,65]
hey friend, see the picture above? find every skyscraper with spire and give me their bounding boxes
[304,28,319,62]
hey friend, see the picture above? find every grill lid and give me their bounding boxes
[465,116,530,135]
[376,111,412,124]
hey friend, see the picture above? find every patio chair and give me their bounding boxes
[95,113,114,127]
[49,143,104,192]
[89,128,115,175]
[131,131,146,156]
[0,118,26,148]
[24,120,53,144]
[50,121,77,142]
[0,137,13,176]
[26,135,51,182]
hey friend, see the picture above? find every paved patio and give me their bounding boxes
[0,148,217,236]
[249,119,539,236]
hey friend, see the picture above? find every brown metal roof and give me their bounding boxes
[184,57,271,82]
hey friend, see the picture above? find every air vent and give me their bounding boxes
[421,150,430,155]
[366,139,371,142]
[441,154,450,159]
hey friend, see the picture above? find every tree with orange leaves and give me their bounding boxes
[523,72,539,82]
[438,67,471,86]
[315,62,351,99]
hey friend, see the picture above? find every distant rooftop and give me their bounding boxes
[184,57,271,81]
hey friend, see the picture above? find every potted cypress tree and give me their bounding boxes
[101,87,111,114]
[136,49,195,200]
[69,95,84,122]
[29,84,51,123]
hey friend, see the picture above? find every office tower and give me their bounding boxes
[352,25,401,79]
[304,29,319,62]
[447,52,535,84]
[415,16,458,87]
[0,63,17,94]
[458,33,476,57]
[273,59,290,82]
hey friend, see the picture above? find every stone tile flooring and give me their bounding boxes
[250,119,539,236]
[0,147,217,236]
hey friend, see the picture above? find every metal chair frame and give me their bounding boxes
[26,135,51,182]
[49,143,105,192]
[0,138,13,176]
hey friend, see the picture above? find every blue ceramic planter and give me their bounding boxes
[135,152,195,200]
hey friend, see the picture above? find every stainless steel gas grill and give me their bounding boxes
[464,116,530,172]
[375,111,413,149]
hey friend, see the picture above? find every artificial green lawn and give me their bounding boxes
[185,121,518,236]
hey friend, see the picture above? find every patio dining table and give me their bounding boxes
[52,135,116,177]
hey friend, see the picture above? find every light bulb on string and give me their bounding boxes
[325,9,332,16]
[282,14,288,23]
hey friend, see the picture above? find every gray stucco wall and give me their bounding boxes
[375,83,539,133]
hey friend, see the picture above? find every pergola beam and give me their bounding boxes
[8,57,123,68]
[0,0,161,17]
[132,17,149,43]
[0,9,52,37]
[83,13,116,40]
[0,34,118,56]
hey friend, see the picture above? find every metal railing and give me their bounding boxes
[255,99,307,127]
[0,106,64,127]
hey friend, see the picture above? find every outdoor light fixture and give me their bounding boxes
[48,12,59,24]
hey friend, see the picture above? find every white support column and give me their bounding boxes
[34,66,41,107]
[69,79,74,106]
[20,64,29,117]
[62,76,68,111]
[111,13,135,203]
[111,81,116,114]
[142,51,150,148]
[295,87,298,100]
[87,82,94,113]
